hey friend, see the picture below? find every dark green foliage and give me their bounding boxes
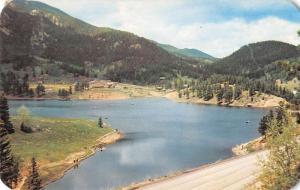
[259,110,274,136]
[0,2,204,85]
[35,84,45,97]
[0,122,19,188]
[74,82,89,92]
[69,86,72,95]
[258,107,289,136]
[276,106,289,127]
[1,0,300,107]
[0,95,14,134]
[215,84,223,102]
[208,41,299,77]
[28,89,35,98]
[32,68,36,78]
[234,86,242,100]
[28,157,43,190]
[203,86,213,101]
[223,85,233,103]
[0,72,30,96]
[98,117,103,128]
[58,89,70,98]
[248,86,255,97]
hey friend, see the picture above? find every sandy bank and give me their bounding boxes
[232,137,266,156]
[5,82,165,101]
[165,91,285,108]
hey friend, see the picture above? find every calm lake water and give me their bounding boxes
[9,98,267,190]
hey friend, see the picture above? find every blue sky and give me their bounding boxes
[2,0,300,57]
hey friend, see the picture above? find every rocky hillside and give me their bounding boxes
[0,0,202,84]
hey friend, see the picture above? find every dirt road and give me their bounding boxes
[139,151,267,190]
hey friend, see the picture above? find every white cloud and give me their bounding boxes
[289,0,300,10]
[89,1,300,58]
[30,0,300,57]
[169,17,300,58]
[223,0,289,10]
[0,0,6,13]
[114,138,167,166]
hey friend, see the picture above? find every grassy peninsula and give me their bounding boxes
[9,116,122,189]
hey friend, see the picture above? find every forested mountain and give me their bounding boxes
[1,0,299,104]
[207,41,300,78]
[0,0,202,84]
[157,43,215,61]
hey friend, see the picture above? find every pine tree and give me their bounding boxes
[0,95,14,134]
[258,110,274,136]
[275,106,289,134]
[0,121,19,188]
[98,117,103,128]
[28,158,43,190]
[35,84,45,97]
[69,86,73,95]
[248,87,255,97]
[216,88,223,102]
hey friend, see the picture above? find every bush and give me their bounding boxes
[20,122,33,133]
[259,115,300,190]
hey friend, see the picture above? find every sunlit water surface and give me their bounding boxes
[9,98,267,190]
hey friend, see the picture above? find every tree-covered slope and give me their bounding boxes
[0,0,202,84]
[208,41,300,78]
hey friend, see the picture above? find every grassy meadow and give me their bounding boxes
[9,116,114,184]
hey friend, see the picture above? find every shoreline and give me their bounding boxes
[43,130,123,187]
[232,137,265,156]
[123,135,265,190]
[164,91,284,109]
[8,94,282,109]
[123,150,266,190]
[15,130,123,190]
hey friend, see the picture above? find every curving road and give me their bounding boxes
[140,151,267,190]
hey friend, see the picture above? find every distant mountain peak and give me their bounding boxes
[157,43,215,60]
[4,0,114,36]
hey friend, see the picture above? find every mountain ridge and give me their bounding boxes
[0,0,203,84]
[207,40,300,78]
[1,0,299,86]
[157,43,215,60]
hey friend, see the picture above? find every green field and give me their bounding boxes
[9,116,113,184]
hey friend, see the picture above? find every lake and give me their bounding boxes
[9,98,267,190]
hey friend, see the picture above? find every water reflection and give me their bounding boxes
[9,98,267,190]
